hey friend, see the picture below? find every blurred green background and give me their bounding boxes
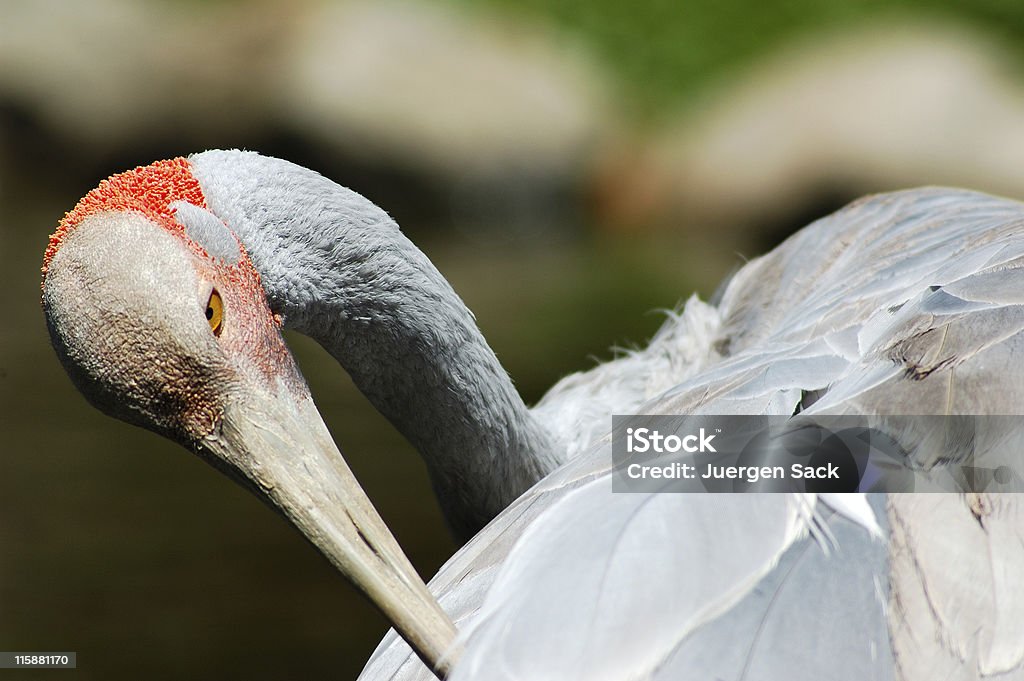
[4,0,1024,678]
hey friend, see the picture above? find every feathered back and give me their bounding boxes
[361,188,1024,680]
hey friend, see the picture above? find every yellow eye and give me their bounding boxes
[205,289,223,337]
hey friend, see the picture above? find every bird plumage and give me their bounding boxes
[190,150,561,540]
[359,187,1024,680]
[43,152,1024,681]
[42,154,461,676]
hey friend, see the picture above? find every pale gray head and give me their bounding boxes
[44,205,297,445]
[41,158,457,678]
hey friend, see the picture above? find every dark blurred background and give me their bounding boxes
[4,0,1024,678]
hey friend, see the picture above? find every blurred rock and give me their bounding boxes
[279,0,612,182]
[0,0,614,229]
[594,21,1024,243]
[0,0,290,150]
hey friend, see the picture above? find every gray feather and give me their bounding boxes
[355,188,1024,681]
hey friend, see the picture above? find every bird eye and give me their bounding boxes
[205,289,223,337]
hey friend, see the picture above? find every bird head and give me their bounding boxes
[41,157,456,678]
[42,158,296,445]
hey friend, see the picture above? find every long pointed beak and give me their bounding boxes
[199,382,459,679]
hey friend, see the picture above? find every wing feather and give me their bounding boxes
[654,496,892,681]
[360,188,1024,680]
[889,494,1024,679]
[451,485,818,681]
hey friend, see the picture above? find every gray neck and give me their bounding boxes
[191,150,560,540]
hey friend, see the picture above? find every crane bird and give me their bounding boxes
[43,150,1024,681]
